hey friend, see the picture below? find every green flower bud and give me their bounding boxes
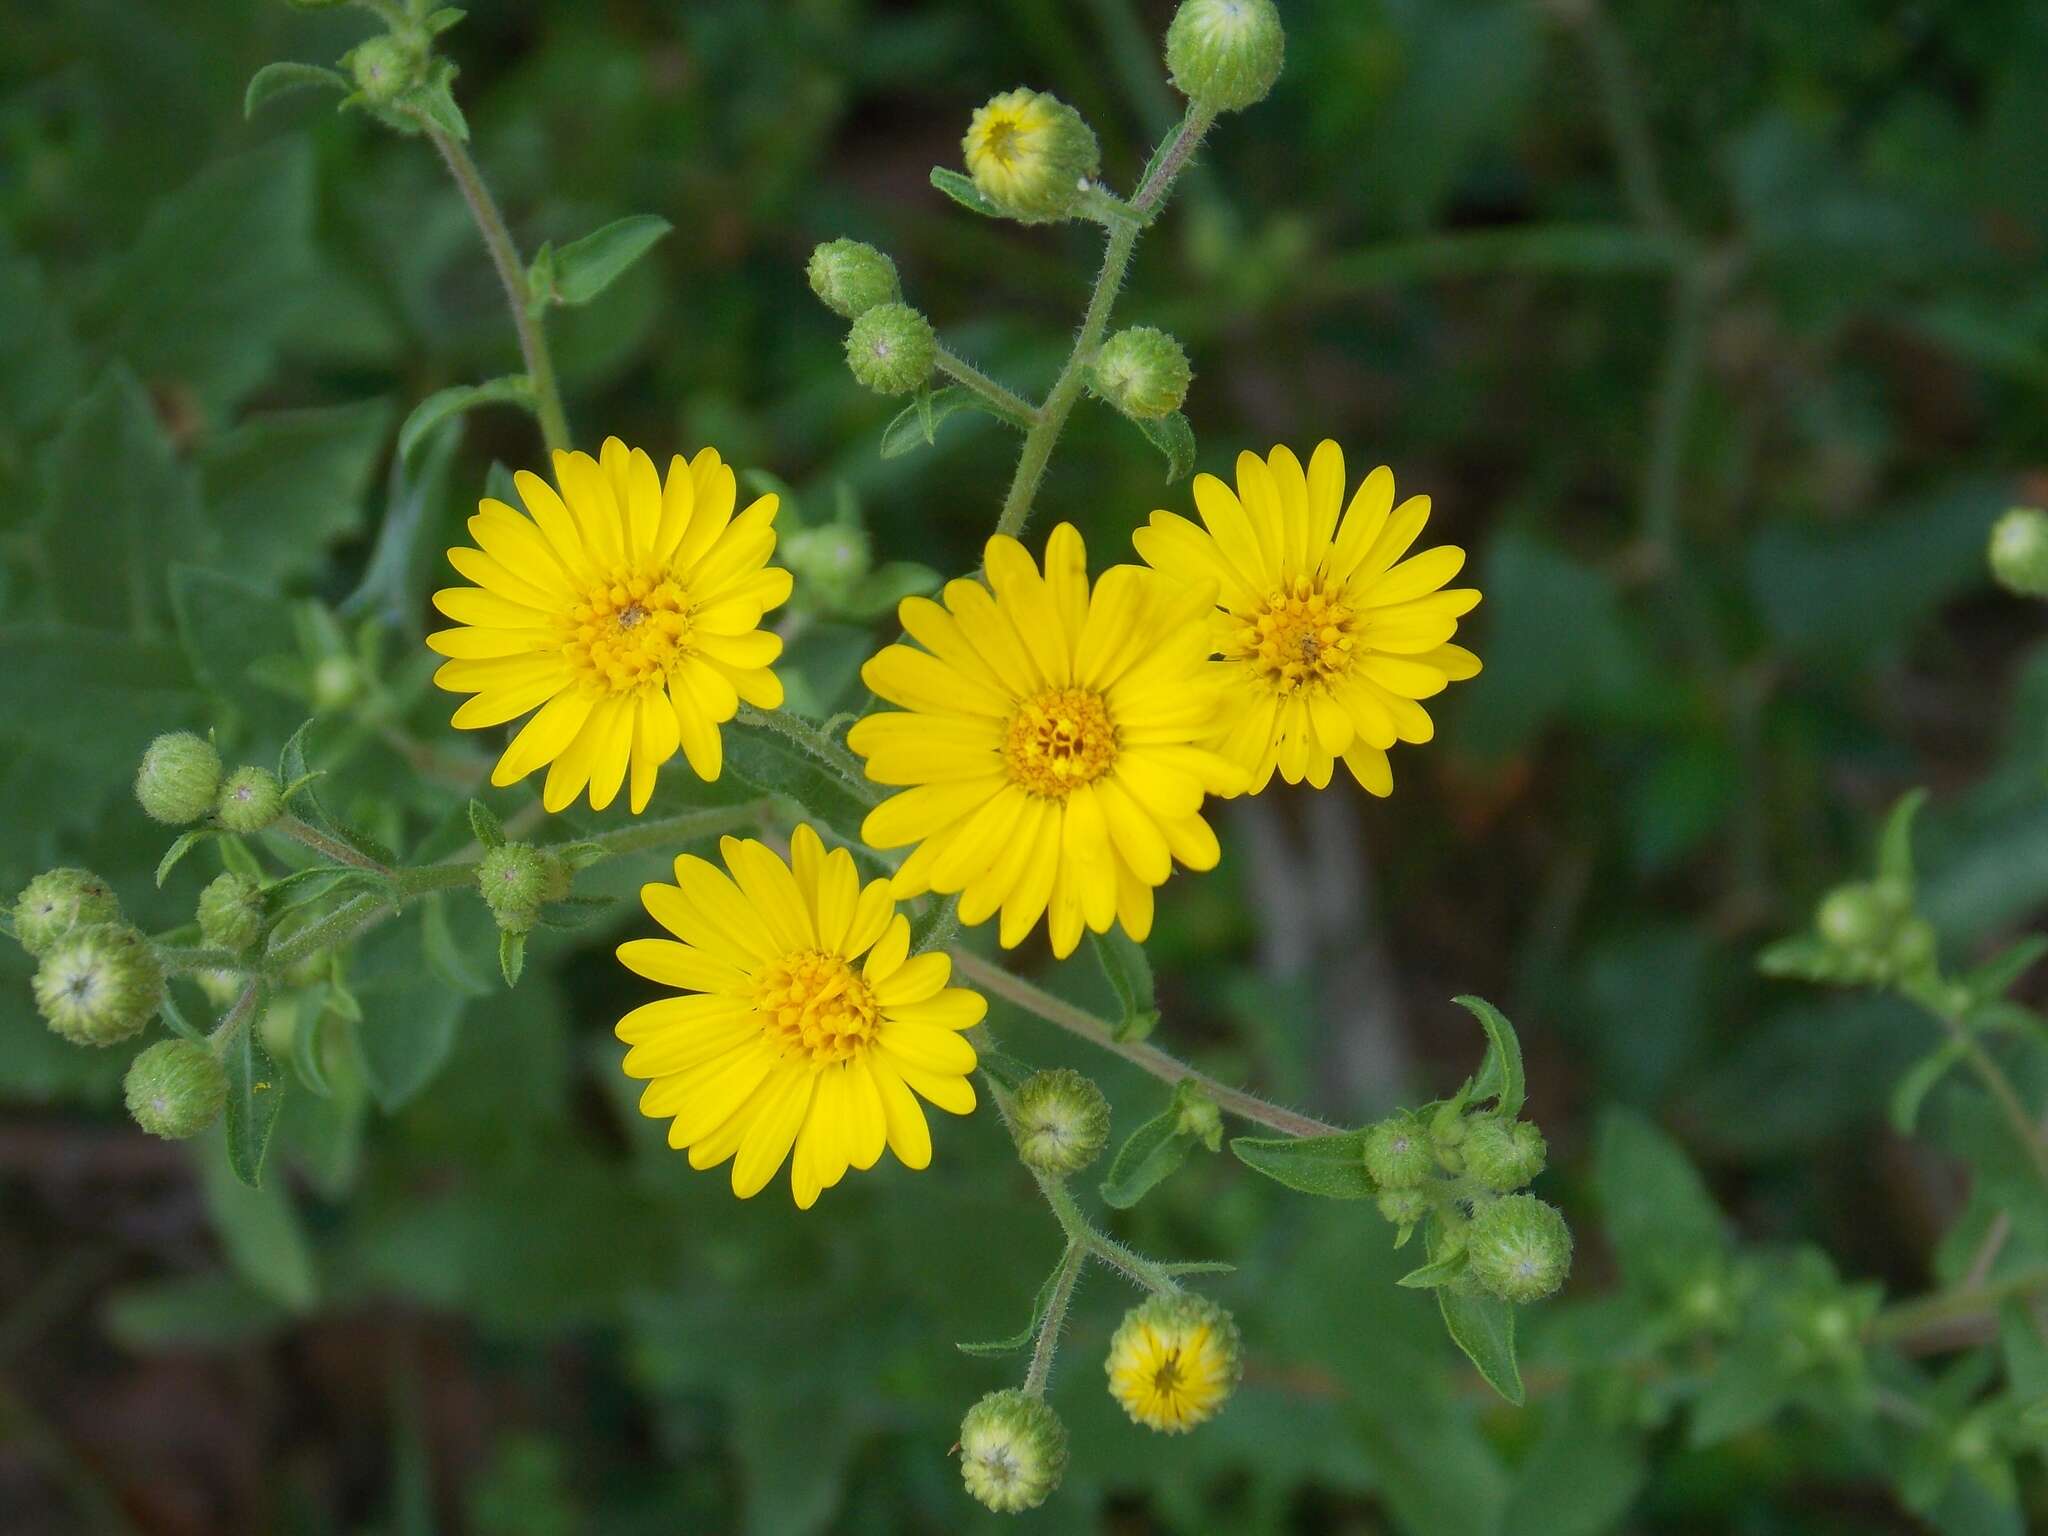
[962,88,1100,223]
[197,872,267,953]
[33,925,164,1046]
[124,1039,229,1140]
[1462,1117,1547,1193]
[1362,1113,1436,1189]
[1105,1293,1242,1433]
[781,523,874,607]
[957,1389,1068,1514]
[1989,507,2048,598]
[1166,0,1286,113]
[195,967,243,1007]
[311,654,363,713]
[806,239,899,320]
[215,767,284,834]
[1466,1194,1572,1304]
[135,732,223,825]
[347,33,428,106]
[1011,1067,1111,1175]
[1815,882,1891,952]
[1376,1187,1429,1226]
[844,302,936,395]
[1090,327,1192,421]
[13,868,121,956]
[477,842,568,935]
[1173,1083,1224,1150]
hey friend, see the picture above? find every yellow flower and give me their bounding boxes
[849,525,1243,960]
[428,438,790,814]
[616,825,984,1208]
[1105,1294,1242,1434]
[1133,442,1481,796]
[961,89,1098,221]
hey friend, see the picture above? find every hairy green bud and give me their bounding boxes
[1173,1083,1224,1149]
[311,654,364,713]
[1989,507,2048,598]
[958,1389,1067,1513]
[1362,1113,1435,1189]
[1466,1194,1572,1304]
[14,868,121,956]
[806,238,899,320]
[1462,1118,1547,1193]
[216,767,284,834]
[1090,326,1192,420]
[963,88,1100,223]
[1011,1067,1112,1175]
[1815,882,1892,952]
[33,925,164,1046]
[347,34,428,106]
[844,302,936,395]
[477,842,568,935]
[1376,1187,1430,1226]
[197,872,267,953]
[781,523,874,607]
[135,732,223,825]
[1166,0,1286,113]
[124,1039,229,1140]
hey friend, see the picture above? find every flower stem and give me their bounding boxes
[954,949,1342,1139]
[1037,1170,1180,1295]
[1934,1007,2048,1196]
[736,706,880,804]
[935,347,1041,429]
[992,103,1215,542]
[1872,1262,2048,1344]
[273,814,396,880]
[420,124,573,457]
[1022,1240,1087,1397]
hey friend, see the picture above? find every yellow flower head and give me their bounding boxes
[428,438,790,814]
[616,825,984,1208]
[962,88,1099,222]
[1133,442,1481,796]
[850,525,1244,960]
[1105,1293,1242,1434]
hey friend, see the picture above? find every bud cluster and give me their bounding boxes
[477,842,570,934]
[133,733,285,834]
[1811,877,1934,984]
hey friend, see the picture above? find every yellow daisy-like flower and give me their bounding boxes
[849,525,1244,961]
[1133,442,1482,796]
[1105,1294,1242,1434]
[961,89,1098,221]
[428,437,790,814]
[616,825,985,1208]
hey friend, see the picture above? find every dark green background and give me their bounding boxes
[3,1,2047,1531]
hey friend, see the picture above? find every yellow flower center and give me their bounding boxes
[756,950,879,1066]
[1236,576,1356,695]
[562,565,693,694]
[1003,687,1118,798]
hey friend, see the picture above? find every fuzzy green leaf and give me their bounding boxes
[1133,410,1196,482]
[1397,1251,1471,1289]
[1091,928,1159,1042]
[547,215,672,306]
[156,829,217,888]
[244,62,348,119]
[881,386,980,456]
[468,799,506,849]
[499,930,526,989]
[223,987,286,1188]
[397,375,533,461]
[929,167,1004,218]
[955,1251,1067,1357]
[198,1131,316,1309]
[1890,1040,1967,1134]
[1457,994,1526,1118]
[1438,1289,1523,1404]
[1878,787,1929,887]
[1230,1129,1375,1199]
[1099,1107,1192,1209]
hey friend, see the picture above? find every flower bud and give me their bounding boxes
[477,842,568,934]
[962,89,1100,223]
[216,767,284,834]
[806,239,899,321]
[1466,1194,1572,1304]
[311,654,363,713]
[1105,1293,1242,1433]
[1165,0,1286,113]
[197,872,267,953]
[1989,507,2048,598]
[347,33,428,106]
[1815,882,1892,952]
[14,868,121,956]
[196,967,243,1007]
[1375,1187,1429,1226]
[781,523,874,608]
[845,302,937,396]
[1089,327,1191,421]
[1362,1112,1435,1190]
[124,1039,229,1140]
[957,1389,1067,1514]
[1462,1117,1547,1193]
[1011,1068,1111,1175]
[33,925,164,1046]
[135,732,223,825]
[1173,1084,1223,1150]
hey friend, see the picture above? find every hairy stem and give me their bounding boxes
[736,705,880,804]
[421,125,573,456]
[954,950,1343,1139]
[1023,1240,1087,1397]
[1037,1171,1179,1294]
[273,813,395,880]
[935,347,1041,429]
[1936,1010,2048,1196]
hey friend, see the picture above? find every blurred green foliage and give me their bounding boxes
[3,0,2048,1531]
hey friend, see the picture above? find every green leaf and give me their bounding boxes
[0,257,85,438]
[723,720,875,842]
[1438,1289,1523,1404]
[468,800,506,849]
[929,166,1004,218]
[545,215,672,306]
[397,376,533,462]
[1230,1129,1376,1199]
[881,387,971,456]
[348,913,468,1110]
[341,411,463,632]
[1962,936,2048,1006]
[198,1129,317,1310]
[1133,410,1197,482]
[955,1251,1068,1357]
[1099,1106,1193,1209]
[1455,994,1525,1118]
[393,72,469,141]
[1891,1040,1967,1134]
[244,61,348,118]
[1879,787,1929,887]
[1756,933,1853,983]
[421,899,495,998]
[198,400,393,588]
[275,719,401,870]
[1398,1250,1471,1289]
[1090,928,1159,1042]
[156,829,218,888]
[170,566,301,739]
[223,989,286,1188]
[499,930,526,989]
[1594,1108,1729,1300]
